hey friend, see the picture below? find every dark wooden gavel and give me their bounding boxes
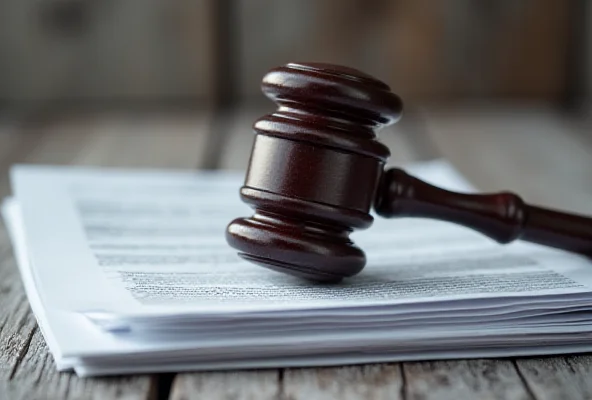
[226,62,592,283]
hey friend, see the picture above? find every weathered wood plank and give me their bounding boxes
[70,112,212,168]
[0,118,24,167]
[403,360,533,400]
[218,106,268,170]
[0,250,37,383]
[21,331,151,398]
[0,117,52,171]
[13,117,96,166]
[282,364,403,400]
[169,370,280,400]
[515,357,592,400]
[0,111,212,399]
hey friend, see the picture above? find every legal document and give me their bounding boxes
[4,160,592,377]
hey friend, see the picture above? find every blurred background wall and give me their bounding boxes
[0,0,589,111]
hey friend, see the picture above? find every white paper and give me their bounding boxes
[10,160,591,316]
[6,159,592,377]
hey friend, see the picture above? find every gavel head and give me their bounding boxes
[225,62,403,283]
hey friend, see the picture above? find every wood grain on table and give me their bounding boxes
[0,105,591,400]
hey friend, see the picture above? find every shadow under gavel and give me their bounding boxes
[226,62,592,283]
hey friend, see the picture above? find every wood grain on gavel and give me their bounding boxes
[226,62,592,283]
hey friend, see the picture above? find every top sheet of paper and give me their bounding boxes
[9,160,592,318]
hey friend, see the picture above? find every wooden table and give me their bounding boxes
[1,104,592,399]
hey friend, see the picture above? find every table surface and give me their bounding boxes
[1,104,592,400]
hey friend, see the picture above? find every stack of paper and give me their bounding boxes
[4,160,592,377]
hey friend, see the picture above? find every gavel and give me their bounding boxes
[226,62,592,283]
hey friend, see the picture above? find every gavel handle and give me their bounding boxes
[374,168,592,256]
